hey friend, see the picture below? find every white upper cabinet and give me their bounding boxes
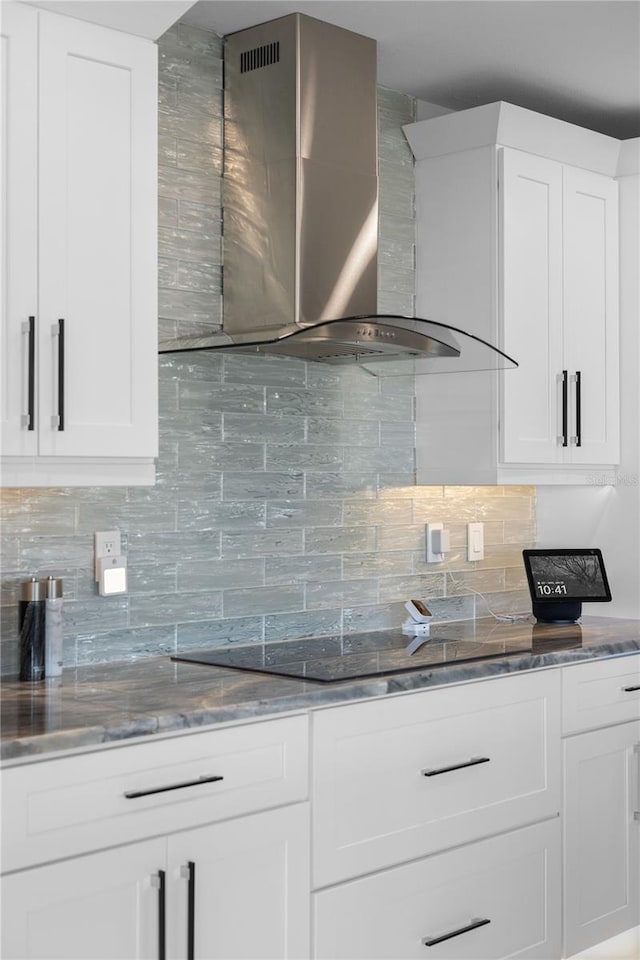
[0,4,158,486]
[406,102,621,485]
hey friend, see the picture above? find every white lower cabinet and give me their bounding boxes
[1,803,310,960]
[563,720,640,958]
[1,839,165,960]
[4,660,640,960]
[167,804,310,960]
[314,819,561,960]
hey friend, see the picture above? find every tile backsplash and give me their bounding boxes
[0,23,534,675]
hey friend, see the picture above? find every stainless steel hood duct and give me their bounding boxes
[158,14,517,376]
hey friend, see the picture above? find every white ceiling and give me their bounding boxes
[183,0,640,139]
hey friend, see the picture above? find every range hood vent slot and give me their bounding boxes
[240,41,280,73]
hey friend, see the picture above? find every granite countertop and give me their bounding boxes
[2,616,639,762]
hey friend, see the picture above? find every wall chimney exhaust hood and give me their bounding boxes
[158,14,517,378]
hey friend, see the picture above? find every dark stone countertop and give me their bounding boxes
[2,616,639,762]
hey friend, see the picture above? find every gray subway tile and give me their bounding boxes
[266,445,344,472]
[264,609,342,643]
[306,579,379,610]
[266,387,343,418]
[159,164,221,204]
[178,440,263,473]
[159,289,222,327]
[178,499,265,533]
[177,140,222,174]
[343,552,414,579]
[160,352,223,383]
[306,418,379,446]
[178,558,265,591]
[223,585,303,618]
[129,590,223,627]
[178,200,220,233]
[177,617,263,651]
[379,573,446,603]
[341,601,406,633]
[305,473,378,499]
[223,472,304,501]
[265,555,342,585]
[221,529,303,559]
[305,526,377,555]
[266,500,342,528]
[159,225,221,262]
[179,381,264,414]
[75,626,177,666]
[127,531,221,564]
[223,414,305,444]
[222,354,307,387]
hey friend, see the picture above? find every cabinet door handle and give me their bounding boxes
[23,316,36,431]
[635,744,640,822]
[57,319,65,431]
[422,916,491,947]
[51,320,65,430]
[421,756,490,777]
[561,370,568,447]
[574,370,582,447]
[181,861,196,960]
[124,773,223,799]
[622,685,640,693]
[150,870,166,960]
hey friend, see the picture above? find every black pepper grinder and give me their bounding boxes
[19,577,46,681]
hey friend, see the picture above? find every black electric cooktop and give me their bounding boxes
[171,623,577,684]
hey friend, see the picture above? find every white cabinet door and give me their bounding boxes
[563,167,619,465]
[0,838,166,960]
[563,720,640,957]
[500,149,619,469]
[37,12,157,459]
[168,803,310,960]
[500,149,564,465]
[0,2,39,457]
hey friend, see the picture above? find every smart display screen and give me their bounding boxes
[522,549,611,602]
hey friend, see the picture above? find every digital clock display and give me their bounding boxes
[522,549,611,603]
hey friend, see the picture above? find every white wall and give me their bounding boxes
[536,142,640,618]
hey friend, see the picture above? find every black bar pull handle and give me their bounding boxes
[622,685,640,693]
[26,316,36,431]
[150,870,166,960]
[57,319,65,431]
[575,370,582,447]
[422,756,490,778]
[423,917,491,947]
[181,861,196,960]
[124,773,223,799]
[561,370,568,447]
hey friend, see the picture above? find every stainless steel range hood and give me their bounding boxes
[158,14,516,376]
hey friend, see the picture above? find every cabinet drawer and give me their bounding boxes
[562,654,640,734]
[314,818,561,959]
[312,671,560,886]
[1,714,308,873]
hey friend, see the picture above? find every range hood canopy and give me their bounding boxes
[158,13,517,377]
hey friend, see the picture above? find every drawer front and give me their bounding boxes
[1,714,308,873]
[312,671,560,886]
[562,654,640,734]
[314,818,561,960]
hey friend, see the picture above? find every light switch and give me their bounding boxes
[467,522,484,561]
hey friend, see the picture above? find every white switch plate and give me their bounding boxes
[467,522,484,561]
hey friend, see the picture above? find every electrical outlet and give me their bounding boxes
[95,531,121,580]
[426,523,450,563]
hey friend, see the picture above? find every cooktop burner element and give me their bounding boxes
[170,624,555,683]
